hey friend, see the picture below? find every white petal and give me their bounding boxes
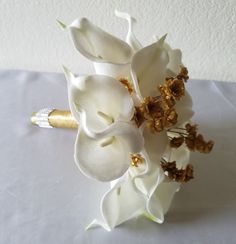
[65,72,134,132]
[176,107,194,126]
[85,219,111,231]
[178,90,193,108]
[163,41,183,76]
[69,18,132,63]
[115,10,142,52]
[153,35,183,76]
[166,48,182,76]
[93,62,131,78]
[75,129,129,182]
[146,181,180,223]
[131,35,169,99]
[69,18,132,77]
[63,66,81,122]
[145,138,191,222]
[75,121,144,182]
[164,144,191,168]
[143,129,168,166]
[101,173,145,229]
[175,91,194,125]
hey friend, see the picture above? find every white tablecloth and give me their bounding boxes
[1,69,236,244]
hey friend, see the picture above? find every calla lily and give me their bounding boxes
[69,17,132,78]
[131,35,169,99]
[143,143,190,223]
[114,10,142,52]
[65,69,135,132]
[146,180,180,223]
[100,172,146,230]
[63,10,195,230]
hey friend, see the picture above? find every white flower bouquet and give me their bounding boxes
[32,10,213,231]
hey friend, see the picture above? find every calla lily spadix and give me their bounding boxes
[62,10,195,231]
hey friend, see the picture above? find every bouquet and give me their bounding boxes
[32,10,213,231]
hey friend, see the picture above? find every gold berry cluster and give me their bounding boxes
[169,123,214,153]
[161,159,194,182]
[133,67,188,132]
[131,153,145,167]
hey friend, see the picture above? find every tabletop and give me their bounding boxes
[0,69,236,244]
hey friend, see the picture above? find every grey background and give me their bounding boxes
[0,70,236,243]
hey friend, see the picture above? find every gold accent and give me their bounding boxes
[49,110,78,128]
[31,110,78,129]
[131,153,145,167]
[118,77,134,94]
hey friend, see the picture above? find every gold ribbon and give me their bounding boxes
[31,110,78,129]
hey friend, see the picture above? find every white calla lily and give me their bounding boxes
[69,18,132,77]
[143,139,191,223]
[146,180,180,223]
[65,68,134,131]
[86,172,145,231]
[131,35,169,99]
[74,130,130,182]
[75,112,144,181]
[101,173,145,229]
[154,35,183,76]
[115,10,142,52]
[133,148,190,223]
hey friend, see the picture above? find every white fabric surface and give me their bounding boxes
[0,69,236,243]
